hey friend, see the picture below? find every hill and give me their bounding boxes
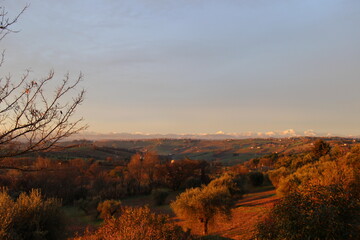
[93,137,358,165]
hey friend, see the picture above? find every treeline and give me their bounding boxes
[0,152,213,204]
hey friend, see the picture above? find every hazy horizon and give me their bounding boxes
[70,129,360,141]
[2,0,360,135]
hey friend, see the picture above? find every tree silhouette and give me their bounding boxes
[0,5,86,159]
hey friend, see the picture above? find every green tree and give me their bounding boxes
[171,182,233,235]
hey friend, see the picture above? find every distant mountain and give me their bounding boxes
[67,129,350,141]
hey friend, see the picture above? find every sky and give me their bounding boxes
[1,0,360,136]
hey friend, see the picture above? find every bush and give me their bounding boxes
[276,159,359,196]
[267,167,290,188]
[76,206,191,240]
[312,139,331,159]
[97,200,122,219]
[152,189,170,206]
[255,184,360,240]
[207,173,243,198]
[0,189,64,240]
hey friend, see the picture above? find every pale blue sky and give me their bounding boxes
[1,0,360,135]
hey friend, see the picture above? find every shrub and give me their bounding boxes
[76,206,190,240]
[276,159,358,196]
[268,167,290,188]
[97,200,122,219]
[0,189,64,240]
[312,139,331,159]
[255,184,360,240]
[207,173,243,198]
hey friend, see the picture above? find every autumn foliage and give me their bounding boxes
[171,174,238,235]
[256,141,360,239]
[0,189,64,240]
[75,206,190,240]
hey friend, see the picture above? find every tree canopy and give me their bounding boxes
[171,175,235,235]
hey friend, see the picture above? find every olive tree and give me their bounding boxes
[171,182,233,235]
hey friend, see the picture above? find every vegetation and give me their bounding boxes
[256,141,360,239]
[97,200,122,220]
[312,139,331,160]
[1,3,359,240]
[256,184,359,240]
[76,206,190,240]
[0,189,64,240]
[0,4,83,239]
[171,175,237,235]
[0,5,86,159]
[0,137,358,239]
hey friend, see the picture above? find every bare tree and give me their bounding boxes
[0,5,28,41]
[0,5,87,158]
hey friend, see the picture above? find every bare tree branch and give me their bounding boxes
[0,5,28,40]
[0,5,87,158]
